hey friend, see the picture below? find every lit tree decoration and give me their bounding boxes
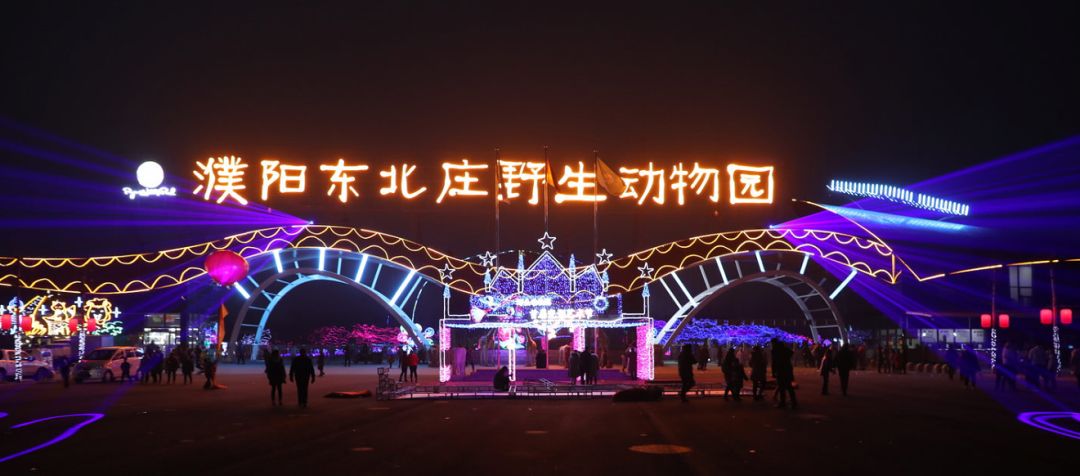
[672,320,811,347]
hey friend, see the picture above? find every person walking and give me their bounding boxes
[317,349,326,377]
[568,350,582,385]
[181,348,195,385]
[723,348,746,400]
[696,344,710,371]
[945,345,958,381]
[407,350,419,383]
[398,347,409,383]
[120,356,132,382]
[836,343,855,396]
[56,355,71,388]
[164,351,179,384]
[749,345,767,401]
[342,345,352,367]
[721,348,736,399]
[876,344,886,374]
[819,346,835,395]
[771,338,797,409]
[202,352,217,389]
[289,348,317,408]
[678,344,697,403]
[265,349,286,406]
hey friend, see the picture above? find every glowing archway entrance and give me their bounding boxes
[228,247,440,352]
[650,251,851,348]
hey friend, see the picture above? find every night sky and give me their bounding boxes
[3,3,1080,333]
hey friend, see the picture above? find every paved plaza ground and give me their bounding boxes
[1,363,1076,474]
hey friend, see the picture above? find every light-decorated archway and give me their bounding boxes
[227,247,441,351]
[649,250,854,348]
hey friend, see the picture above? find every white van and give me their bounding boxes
[0,349,54,381]
[75,346,142,383]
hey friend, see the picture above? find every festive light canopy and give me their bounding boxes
[672,320,811,347]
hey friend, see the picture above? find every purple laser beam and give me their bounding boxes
[0,413,105,463]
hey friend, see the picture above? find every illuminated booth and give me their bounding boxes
[438,251,654,383]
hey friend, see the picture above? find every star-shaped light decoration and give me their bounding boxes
[595,248,613,266]
[74,296,84,308]
[537,232,557,250]
[439,263,456,282]
[637,263,654,280]
[112,307,121,319]
[479,251,497,267]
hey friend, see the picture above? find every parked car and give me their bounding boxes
[0,349,54,381]
[74,346,142,383]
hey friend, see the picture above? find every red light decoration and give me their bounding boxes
[86,317,97,334]
[998,313,1010,329]
[68,318,79,334]
[20,315,33,332]
[1061,309,1073,326]
[980,313,992,329]
[204,250,249,286]
[1040,309,1053,326]
[1,313,11,331]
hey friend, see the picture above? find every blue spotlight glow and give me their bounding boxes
[354,254,369,282]
[827,179,970,216]
[390,269,417,304]
[233,282,251,300]
[829,269,858,300]
[819,203,969,232]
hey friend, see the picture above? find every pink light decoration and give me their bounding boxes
[636,322,654,381]
[1061,309,1072,326]
[68,318,78,334]
[980,313,992,329]
[998,314,1010,329]
[1,313,11,331]
[572,326,585,352]
[204,250,249,286]
[86,318,97,334]
[439,326,450,351]
[1040,309,1053,326]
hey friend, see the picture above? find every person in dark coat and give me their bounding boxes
[398,347,409,382]
[265,349,287,406]
[678,344,698,402]
[819,347,835,395]
[723,348,747,400]
[771,338,797,409]
[180,348,195,385]
[289,348,317,408]
[836,344,856,396]
[749,345,767,400]
[55,355,71,388]
[493,366,510,391]
[317,349,326,377]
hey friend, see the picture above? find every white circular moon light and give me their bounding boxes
[136,161,165,188]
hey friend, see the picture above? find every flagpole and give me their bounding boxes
[495,148,501,268]
[593,150,599,263]
[543,146,550,234]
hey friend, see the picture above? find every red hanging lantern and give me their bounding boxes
[998,313,1010,329]
[1061,309,1073,326]
[20,315,33,332]
[86,317,97,334]
[980,313,992,329]
[205,250,250,286]
[1,313,11,331]
[1040,308,1053,326]
[68,317,79,334]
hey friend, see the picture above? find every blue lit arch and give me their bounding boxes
[227,247,438,352]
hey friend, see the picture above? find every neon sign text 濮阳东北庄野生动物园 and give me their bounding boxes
[188,156,776,206]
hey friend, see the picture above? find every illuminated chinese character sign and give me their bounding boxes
[189,156,776,207]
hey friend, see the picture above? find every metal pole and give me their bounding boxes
[543,146,549,234]
[495,148,501,268]
[592,150,599,262]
